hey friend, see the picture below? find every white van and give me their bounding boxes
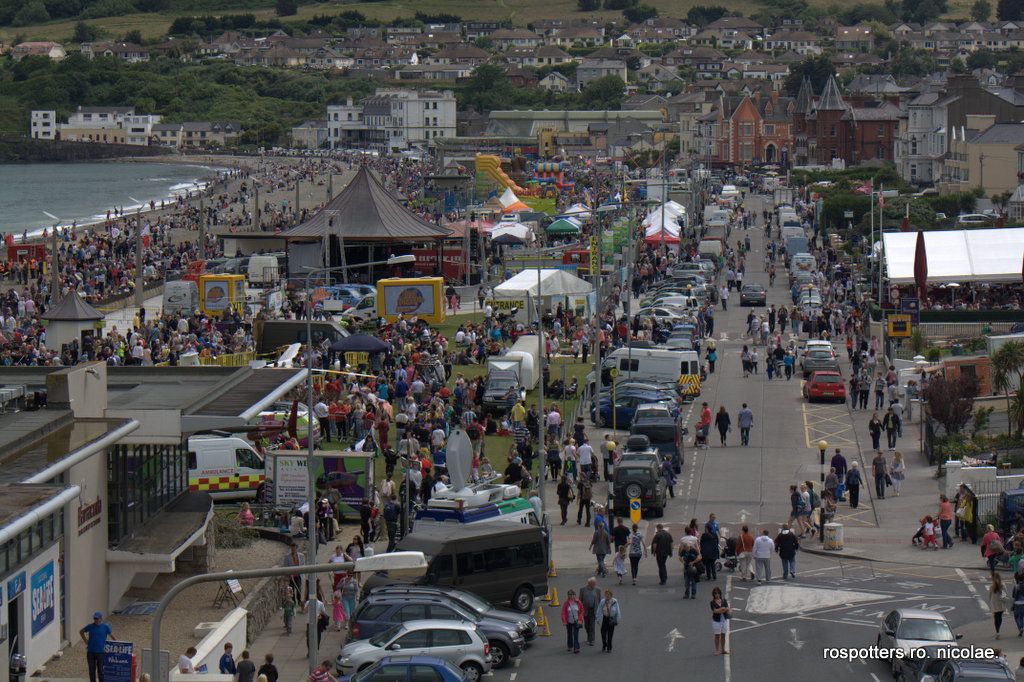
[187,436,267,500]
[596,347,701,392]
[164,280,199,315]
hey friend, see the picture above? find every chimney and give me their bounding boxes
[753,91,761,104]
[771,91,779,105]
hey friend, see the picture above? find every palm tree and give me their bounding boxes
[992,341,1024,436]
[1011,391,1024,437]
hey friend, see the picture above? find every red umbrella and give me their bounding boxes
[914,231,928,305]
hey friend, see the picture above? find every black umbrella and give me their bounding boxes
[330,334,390,353]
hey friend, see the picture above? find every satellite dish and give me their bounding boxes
[445,427,473,491]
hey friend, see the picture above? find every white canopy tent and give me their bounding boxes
[490,222,533,241]
[492,268,594,321]
[563,203,592,220]
[882,228,1024,284]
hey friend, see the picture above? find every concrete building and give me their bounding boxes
[576,59,628,89]
[327,89,456,152]
[291,119,329,149]
[124,114,162,146]
[29,110,56,140]
[0,363,306,680]
[896,91,953,186]
[485,109,665,139]
[943,120,1024,194]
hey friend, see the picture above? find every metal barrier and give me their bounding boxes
[917,322,1017,340]
[198,351,257,367]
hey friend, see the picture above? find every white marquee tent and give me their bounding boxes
[882,228,1024,284]
[492,268,595,320]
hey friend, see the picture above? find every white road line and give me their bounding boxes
[955,568,990,612]
[509,674,516,681]
[870,673,881,681]
[724,574,732,682]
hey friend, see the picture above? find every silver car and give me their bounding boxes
[877,608,961,678]
[337,620,492,680]
[800,349,840,377]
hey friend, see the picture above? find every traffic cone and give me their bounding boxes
[547,560,558,578]
[535,606,551,637]
[548,586,559,607]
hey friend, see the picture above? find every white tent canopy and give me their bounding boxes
[563,203,592,219]
[644,221,680,237]
[882,228,1024,284]
[490,222,533,240]
[493,268,594,297]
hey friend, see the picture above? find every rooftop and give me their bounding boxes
[0,485,70,528]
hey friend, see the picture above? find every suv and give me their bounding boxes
[481,370,522,416]
[612,460,668,518]
[349,593,524,668]
[337,620,491,680]
[630,416,685,473]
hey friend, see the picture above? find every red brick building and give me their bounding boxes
[806,75,900,166]
[702,88,795,167]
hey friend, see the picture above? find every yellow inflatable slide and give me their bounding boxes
[475,154,527,194]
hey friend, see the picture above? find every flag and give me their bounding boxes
[900,202,910,232]
[853,178,873,195]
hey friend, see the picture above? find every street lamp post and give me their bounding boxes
[302,253,414,671]
[818,439,827,543]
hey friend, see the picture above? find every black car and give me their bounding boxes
[481,369,523,416]
[612,460,668,518]
[739,284,767,306]
[630,416,685,473]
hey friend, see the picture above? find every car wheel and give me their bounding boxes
[489,641,510,668]
[461,662,484,682]
[512,585,535,612]
[654,506,664,518]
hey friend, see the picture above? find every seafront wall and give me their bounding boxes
[0,136,171,162]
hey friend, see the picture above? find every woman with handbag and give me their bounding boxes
[596,589,621,653]
[710,586,731,655]
[560,589,584,654]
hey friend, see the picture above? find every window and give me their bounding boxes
[355,604,390,621]
[457,551,486,575]
[619,358,640,372]
[485,547,514,571]
[829,125,836,137]
[108,443,189,546]
[877,124,885,136]
[428,604,461,620]
[394,630,431,648]
[431,629,472,647]
[397,604,429,621]
[409,666,445,682]
[764,124,774,135]
[365,665,407,682]
[739,122,753,136]
[960,365,977,378]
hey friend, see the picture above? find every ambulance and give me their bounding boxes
[187,435,267,500]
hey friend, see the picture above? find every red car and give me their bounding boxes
[803,371,846,402]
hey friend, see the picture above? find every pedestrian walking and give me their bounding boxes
[983,524,1006,574]
[308,661,337,682]
[938,494,955,549]
[579,577,601,647]
[710,586,731,655]
[577,476,593,526]
[610,517,630,553]
[627,523,646,585]
[775,525,800,579]
[847,462,863,509]
[992,574,1009,639]
[737,403,754,446]
[736,526,755,581]
[561,590,584,653]
[679,540,701,598]
[868,413,883,451]
[613,546,627,584]
[700,523,719,581]
[557,475,574,525]
[80,612,114,682]
[383,495,399,552]
[1012,578,1024,636]
[590,525,611,577]
[753,529,774,583]
[872,450,888,499]
[597,589,621,652]
[831,448,848,501]
[891,451,906,496]
[257,654,278,682]
[651,523,674,585]
[714,407,731,446]
[237,651,257,682]
[882,407,899,449]
[281,586,296,635]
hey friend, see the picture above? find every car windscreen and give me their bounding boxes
[813,375,842,384]
[896,618,955,641]
[368,623,402,647]
[487,378,518,390]
[807,351,833,359]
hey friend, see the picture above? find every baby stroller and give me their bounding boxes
[716,535,739,573]
[694,423,710,449]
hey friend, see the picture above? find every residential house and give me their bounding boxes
[895,91,954,185]
[30,110,56,140]
[671,91,716,157]
[944,120,1024,194]
[417,32,463,50]
[538,71,573,93]
[11,42,65,61]
[291,120,329,149]
[80,42,150,62]
[306,48,354,70]
[531,45,573,66]
[576,59,628,88]
[180,122,242,148]
[663,47,727,78]
[430,43,490,66]
[489,29,543,50]
[635,63,685,92]
[465,22,501,40]
[835,25,874,52]
[806,75,899,165]
[707,89,795,166]
[123,114,161,146]
[398,64,473,81]
[152,123,182,147]
[763,30,821,55]
[705,16,765,36]
[505,67,539,88]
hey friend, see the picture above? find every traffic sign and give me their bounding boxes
[609,368,619,378]
[629,498,641,524]
[888,314,912,338]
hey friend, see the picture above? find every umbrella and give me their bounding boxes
[914,231,928,305]
[330,333,389,353]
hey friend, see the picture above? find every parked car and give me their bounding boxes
[800,349,841,377]
[877,608,961,679]
[348,593,524,668]
[336,621,491,680]
[612,460,669,517]
[630,415,685,472]
[739,284,767,306]
[803,371,847,402]
[481,370,523,416]
[896,645,1014,681]
[591,393,678,429]
[339,656,469,682]
[338,294,377,324]
[365,585,537,642]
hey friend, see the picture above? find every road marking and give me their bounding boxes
[745,584,892,615]
[870,674,881,681]
[509,674,516,681]
[955,568,990,612]
[665,627,684,652]
[724,574,732,682]
[788,627,805,650]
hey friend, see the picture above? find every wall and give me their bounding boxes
[969,142,1018,194]
[173,608,247,679]
[239,575,281,644]
[0,136,171,162]
[5,543,62,677]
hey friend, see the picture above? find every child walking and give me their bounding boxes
[614,546,627,585]
[331,587,346,631]
[281,585,296,635]
[921,516,938,549]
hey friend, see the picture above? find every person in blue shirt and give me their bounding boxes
[219,643,237,676]
[80,612,114,682]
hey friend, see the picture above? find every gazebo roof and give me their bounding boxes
[283,166,451,242]
[45,294,104,321]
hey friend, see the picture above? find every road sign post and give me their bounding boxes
[629,498,641,524]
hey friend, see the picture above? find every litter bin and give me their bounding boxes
[823,522,844,550]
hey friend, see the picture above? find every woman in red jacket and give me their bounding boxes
[560,589,584,654]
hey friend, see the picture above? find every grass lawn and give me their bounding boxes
[523,197,557,215]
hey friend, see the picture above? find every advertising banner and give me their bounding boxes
[30,562,55,636]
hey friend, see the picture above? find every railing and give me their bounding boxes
[198,351,257,367]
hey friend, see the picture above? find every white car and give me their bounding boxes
[337,620,492,680]
[339,293,376,324]
[957,213,992,225]
[877,608,961,678]
[638,307,690,321]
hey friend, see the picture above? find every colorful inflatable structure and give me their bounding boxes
[535,162,574,190]
[475,154,527,194]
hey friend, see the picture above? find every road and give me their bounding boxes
[503,193,994,681]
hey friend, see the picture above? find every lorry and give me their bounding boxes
[163,280,199,315]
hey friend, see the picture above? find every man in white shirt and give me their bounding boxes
[546,409,562,437]
[577,439,595,480]
[313,400,331,442]
[752,529,775,583]
[178,647,197,674]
